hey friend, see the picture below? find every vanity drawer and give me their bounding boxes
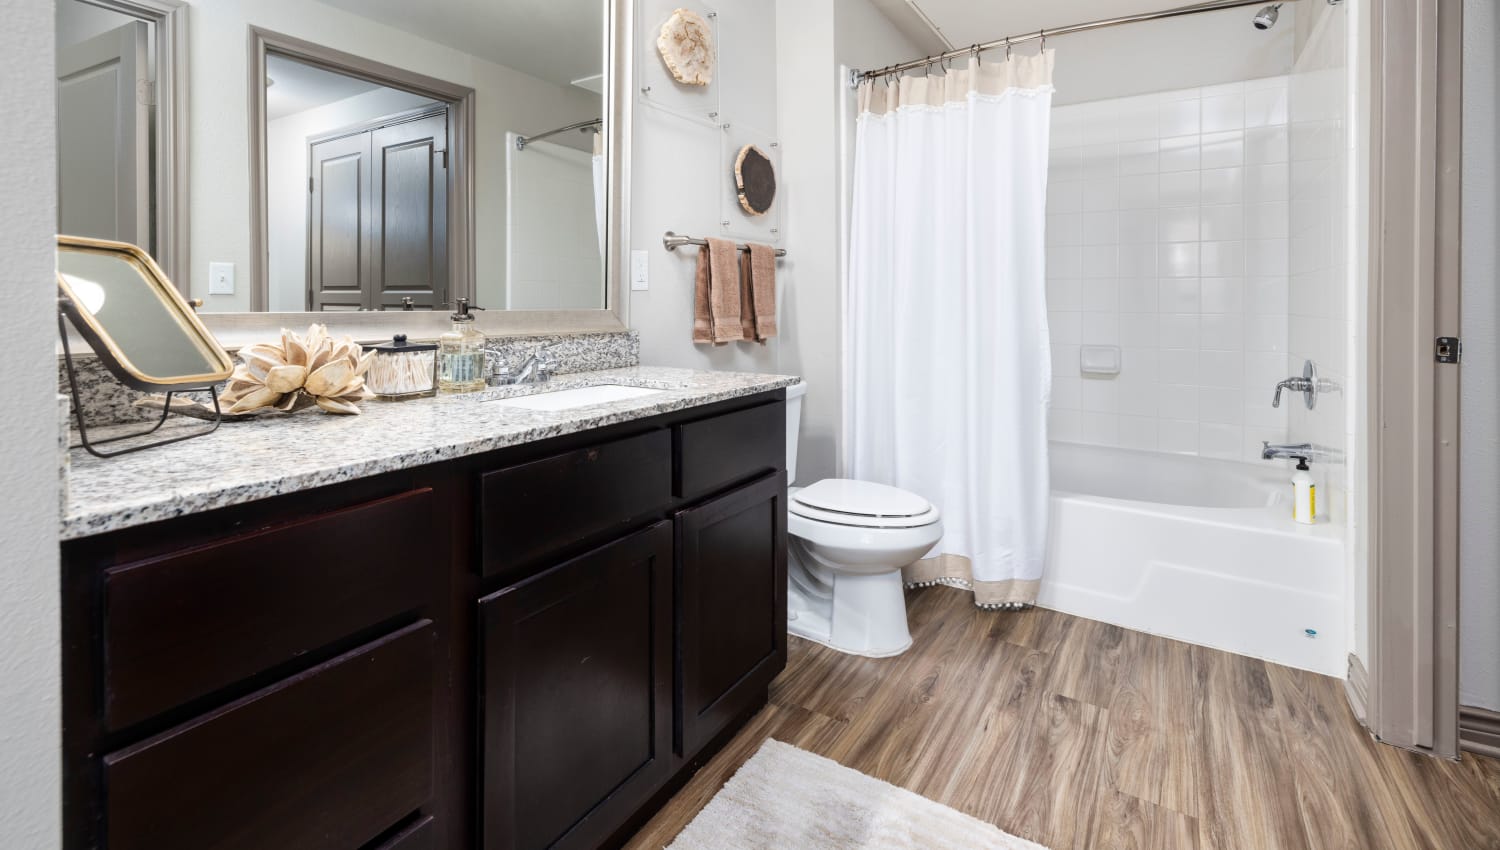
[102,488,433,731]
[674,400,785,501]
[104,620,435,850]
[479,430,671,579]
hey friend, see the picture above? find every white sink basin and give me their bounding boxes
[487,383,665,412]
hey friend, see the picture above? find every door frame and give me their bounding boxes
[1361,0,1463,759]
[305,104,452,312]
[247,26,476,312]
[67,0,189,289]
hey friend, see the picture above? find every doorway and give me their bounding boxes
[262,51,453,312]
[54,0,187,285]
[305,106,449,312]
[249,28,476,312]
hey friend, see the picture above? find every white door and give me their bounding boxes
[56,21,150,248]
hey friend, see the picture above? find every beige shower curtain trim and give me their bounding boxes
[857,50,1055,116]
[903,554,1041,607]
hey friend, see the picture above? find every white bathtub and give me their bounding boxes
[1038,442,1345,676]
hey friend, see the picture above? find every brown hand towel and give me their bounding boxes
[746,242,778,342]
[739,249,757,341]
[693,245,713,344]
[705,237,745,344]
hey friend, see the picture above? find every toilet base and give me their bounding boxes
[787,565,913,658]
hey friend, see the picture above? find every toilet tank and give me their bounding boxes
[784,381,807,485]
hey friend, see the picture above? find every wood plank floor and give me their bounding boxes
[625,587,1500,850]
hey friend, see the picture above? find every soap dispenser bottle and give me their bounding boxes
[438,298,487,394]
[1292,457,1316,524]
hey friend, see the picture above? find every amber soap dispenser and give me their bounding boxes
[438,298,487,394]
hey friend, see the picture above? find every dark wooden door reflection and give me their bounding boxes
[309,107,449,312]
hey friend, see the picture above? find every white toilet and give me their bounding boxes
[783,382,942,657]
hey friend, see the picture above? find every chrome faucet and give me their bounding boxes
[1262,441,1345,463]
[489,345,558,386]
[1272,375,1315,408]
[1262,441,1314,461]
[1272,359,1320,409]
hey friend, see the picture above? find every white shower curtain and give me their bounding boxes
[847,52,1054,608]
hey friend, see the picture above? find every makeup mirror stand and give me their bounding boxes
[58,307,223,459]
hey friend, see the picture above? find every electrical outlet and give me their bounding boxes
[208,262,235,295]
[630,250,649,291]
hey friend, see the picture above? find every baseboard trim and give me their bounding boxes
[1345,653,1369,724]
[1459,705,1500,760]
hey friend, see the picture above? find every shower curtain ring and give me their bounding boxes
[1039,29,1046,51]
[971,43,981,66]
[1004,37,1012,60]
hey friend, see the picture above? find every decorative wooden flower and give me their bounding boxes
[220,324,375,415]
[657,8,714,87]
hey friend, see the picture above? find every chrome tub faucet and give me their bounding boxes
[1262,441,1314,460]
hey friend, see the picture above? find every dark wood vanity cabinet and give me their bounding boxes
[61,390,788,850]
[479,522,674,850]
[675,472,788,759]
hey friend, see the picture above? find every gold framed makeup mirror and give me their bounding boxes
[57,235,234,456]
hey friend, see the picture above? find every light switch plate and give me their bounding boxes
[630,250,649,291]
[208,262,235,295]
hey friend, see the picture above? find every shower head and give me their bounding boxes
[1252,3,1282,30]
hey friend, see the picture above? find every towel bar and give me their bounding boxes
[663,231,786,257]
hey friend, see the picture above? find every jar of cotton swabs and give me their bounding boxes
[362,334,438,400]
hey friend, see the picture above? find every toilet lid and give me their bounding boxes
[791,479,932,519]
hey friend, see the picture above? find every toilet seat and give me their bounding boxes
[790,479,940,529]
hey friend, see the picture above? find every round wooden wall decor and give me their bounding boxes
[657,8,715,87]
[734,145,776,216]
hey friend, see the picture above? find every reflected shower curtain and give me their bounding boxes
[847,52,1054,608]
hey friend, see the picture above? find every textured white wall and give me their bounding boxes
[1460,0,1499,712]
[0,0,62,846]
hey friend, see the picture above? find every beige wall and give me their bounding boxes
[1049,4,1297,106]
[0,0,62,846]
[771,0,922,483]
[175,0,599,311]
[627,1,784,381]
[1460,0,1499,712]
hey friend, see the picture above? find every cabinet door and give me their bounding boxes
[479,522,673,850]
[675,472,788,759]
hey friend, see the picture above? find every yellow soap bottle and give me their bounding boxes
[437,299,487,394]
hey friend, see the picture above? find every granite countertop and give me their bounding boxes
[62,366,800,540]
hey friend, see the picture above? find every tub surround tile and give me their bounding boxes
[62,365,797,540]
[1049,76,1293,462]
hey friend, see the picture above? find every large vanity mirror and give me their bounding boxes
[54,0,628,330]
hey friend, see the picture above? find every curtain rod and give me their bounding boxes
[514,118,602,150]
[852,0,1305,87]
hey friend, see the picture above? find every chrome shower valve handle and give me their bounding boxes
[1272,360,1320,410]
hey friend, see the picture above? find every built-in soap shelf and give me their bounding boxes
[1080,345,1120,377]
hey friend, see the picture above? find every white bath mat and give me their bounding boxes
[665,739,1050,850]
